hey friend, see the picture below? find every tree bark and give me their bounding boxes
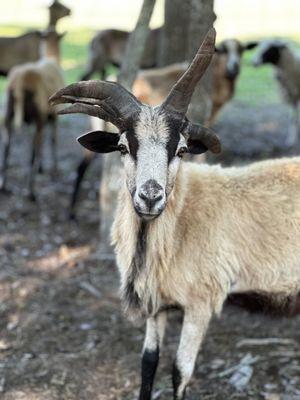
[159,0,216,123]
[99,0,156,257]
[118,0,157,90]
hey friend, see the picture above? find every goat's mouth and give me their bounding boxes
[134,206,164,221]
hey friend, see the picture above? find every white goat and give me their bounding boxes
[253,40,300,145]
[0,29,65,200]
[51,29,300,400]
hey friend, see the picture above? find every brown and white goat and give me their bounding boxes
[51,29,300,399]
[253,40,300,145]
[69,39,257,219]
[0,29,65,200]
[209,39,258,124]
[0,1,70,76]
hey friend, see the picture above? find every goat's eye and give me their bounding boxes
[177,146,188,158]
[118,144,128,155]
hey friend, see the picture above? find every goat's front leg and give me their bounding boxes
[29,121,43,201]
[0,120,13,192]
[173,305,212,400]
[139,311,167,400]
[50,118,58,176]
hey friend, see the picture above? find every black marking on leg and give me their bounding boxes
[139,347,159,400]
[123,221,148,314]
[173,362,185,400]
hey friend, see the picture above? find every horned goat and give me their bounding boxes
[0,0,70,76]
[0,29,65,200]
[50,29,300,400]
[68,39,257,220]
[253,40,300,145]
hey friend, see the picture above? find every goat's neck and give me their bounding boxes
[40,39,60,64]
[277,48,298,73]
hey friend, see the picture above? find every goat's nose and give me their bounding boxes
[138,180,164,209]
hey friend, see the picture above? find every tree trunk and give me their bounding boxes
[158,0,190,66]
[159,0,216,123]
[99,0,156,257]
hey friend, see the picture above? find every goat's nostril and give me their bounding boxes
[138,191,163,209]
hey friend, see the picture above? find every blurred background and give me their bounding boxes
[0,1,300,399]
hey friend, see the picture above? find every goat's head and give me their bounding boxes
[50,28,221,220]
[49,0,71,21]
[216,39,258,80]
[252,40,287,67]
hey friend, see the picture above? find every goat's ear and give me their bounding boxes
[185,124,221,155]
[77,130,120,153]
[187,138,208,154]
[215,44,225,54]
[244,41,259,51]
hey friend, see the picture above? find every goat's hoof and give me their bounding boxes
[68,211,78,222]
[0,186,11,195]
[28,193,37,202]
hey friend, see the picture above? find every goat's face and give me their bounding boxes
[50,28,221,220]
[118,108,187,219]
[216,39,258,81]
[252,41,287,67]
[49,0,71,20]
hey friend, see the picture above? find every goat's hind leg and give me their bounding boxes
[173,304,212,400]
[139,311,167,400]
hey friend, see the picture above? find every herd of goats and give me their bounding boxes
[0,1,300,210]
[1,2,300,399]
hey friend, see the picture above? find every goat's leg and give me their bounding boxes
[138,311,167,400]
[69,151,96,220]
[287,106,299,146]
[173,305,212,400]
[29,121,43,201]
[0,120,13,192]
[50,118,58,176]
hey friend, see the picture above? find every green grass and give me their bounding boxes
[0,25,299,108]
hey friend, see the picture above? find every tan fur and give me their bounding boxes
[7,32,64,128]
[112,157,300,322]
[8,60,64,127]
[132,52,239,125]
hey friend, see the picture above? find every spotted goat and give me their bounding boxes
[50,29,300,400]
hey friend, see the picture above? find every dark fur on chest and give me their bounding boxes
[124,221,148,313]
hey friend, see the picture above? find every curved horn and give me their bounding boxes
[161,28,216,116]
[49,80,142,131]
[183,122,221,154]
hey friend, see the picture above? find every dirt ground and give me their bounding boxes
[0,102,300,400]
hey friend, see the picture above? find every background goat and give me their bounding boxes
[69,39,257,220]
[0,28,65,200]
[0,0,70,76]
[51,28,300,400]
[253,40,300,145]
[81,28,160,81]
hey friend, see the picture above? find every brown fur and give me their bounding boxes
[0,1,70,76]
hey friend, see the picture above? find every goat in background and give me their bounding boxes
[51,28,300,399]
[253,40,300,146]
[0,0,70,76]
[0,28,65,200]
